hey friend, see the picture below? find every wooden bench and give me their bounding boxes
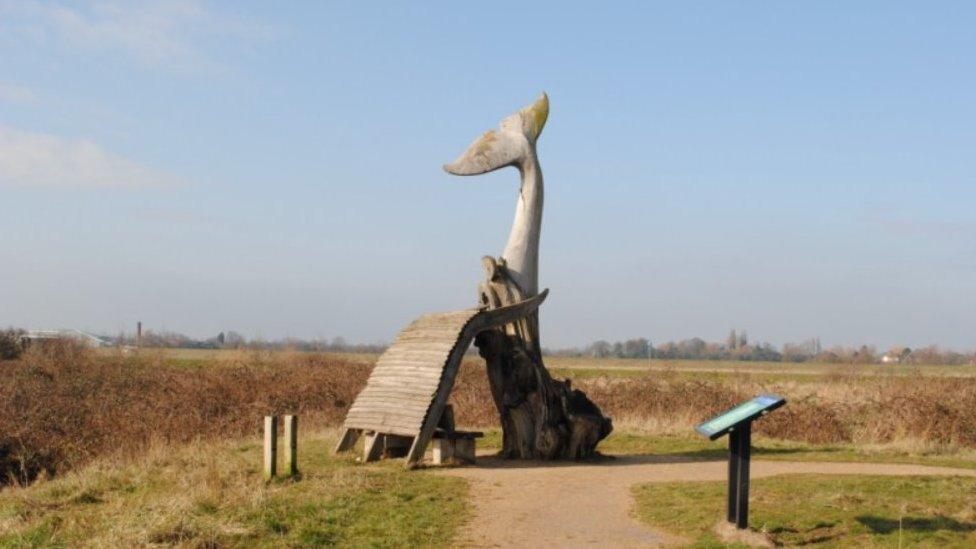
[431,429,483,464]
[335,291,547,468]
[428,404,482,464]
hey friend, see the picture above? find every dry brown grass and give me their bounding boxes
[450,361,976,450]
[0,342,368,485]
[4,348,976,486]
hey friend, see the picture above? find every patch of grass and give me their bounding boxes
[633,474,976,547]
[0,433,468,547]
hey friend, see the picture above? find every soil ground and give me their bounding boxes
[440,456,976,548]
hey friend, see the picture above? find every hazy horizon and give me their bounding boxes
[2,2,974,351]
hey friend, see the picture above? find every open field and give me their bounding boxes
[8,346,976,483]
[122,347,976,378]
[6,346,976,546]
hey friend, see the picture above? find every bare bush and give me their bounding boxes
[5,350,976,485]
[0,328,25,360]
[0,344,369,485]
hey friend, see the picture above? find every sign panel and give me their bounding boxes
[695,394,786,440]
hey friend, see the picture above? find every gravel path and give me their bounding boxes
[439,456,976,548]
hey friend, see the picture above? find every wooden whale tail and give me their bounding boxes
[443,93,548,176]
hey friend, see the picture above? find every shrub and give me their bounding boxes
[0,346,369,485]
[0,328,25,360]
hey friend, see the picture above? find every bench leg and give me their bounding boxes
[455,439,476,463]
[432,438,455,465]
[334,428,361,454]
[363,433,384,462]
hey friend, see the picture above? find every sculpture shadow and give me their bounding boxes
[856,515,976,535]
[468,454,711,470]
[470,445,813,470]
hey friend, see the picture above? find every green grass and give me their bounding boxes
[0,434,467,548]
[633,474,976,547]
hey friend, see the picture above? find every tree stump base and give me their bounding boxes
[476,257,612,460]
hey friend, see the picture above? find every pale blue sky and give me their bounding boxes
[1,1,974,350]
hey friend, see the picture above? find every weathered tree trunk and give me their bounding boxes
[475,256,612,459]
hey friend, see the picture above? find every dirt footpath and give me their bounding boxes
[439,456,976,548]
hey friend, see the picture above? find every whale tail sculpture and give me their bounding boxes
[445,93,613,460]
[444,92,548,176]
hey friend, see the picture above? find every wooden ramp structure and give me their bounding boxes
[335,290,548,467]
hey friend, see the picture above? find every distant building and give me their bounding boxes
[882,347,912,364]
[22,329,111,349]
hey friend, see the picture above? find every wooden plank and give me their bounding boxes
[392,331,461,341]
[387,337,457,345]
[375,351,452,362]
[361,377,441,388]
[405,291,548,467]
[349,402,430,413]
[346,411,425,423]
[343,425,419,438]
[346,410,426,422]
[352,392,435,403]
[347,415,426,427]
[371,362,446,372]
[339,293,547,463]
[357,385,437,396]
[284,415,298,476]
[369,366,443,375]
[334,428,361,453]
[345,418,422,430]
[375,358,448,365]
[361,377,440,387]
[366,376,441,385]
[346,418,421,432]
[358,384,437,394]
[394,330,468,340]
[356,387,433,396]
[358,386,438,396]
[263,416,277,480]
[363,433,384,462]
[368,370,445,379]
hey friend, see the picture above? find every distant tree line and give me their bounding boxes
[113,330,387,354]
[544,330,976,366]
[3,325,975,366]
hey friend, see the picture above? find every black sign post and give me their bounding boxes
[696,395,785,530]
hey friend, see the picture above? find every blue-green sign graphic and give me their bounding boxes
[696,395,785,440]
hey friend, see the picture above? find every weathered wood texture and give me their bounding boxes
[476,258,613,460]
[263,416,277,480]
[342,309,479,438]
[283,414,298,477]
[445,93,612,460]
[337,291,548,467]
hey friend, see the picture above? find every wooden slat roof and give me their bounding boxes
[338,290,549,466]
[343,308,480,436]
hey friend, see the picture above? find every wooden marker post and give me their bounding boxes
[284,415,298,476]
[264,415,278,480]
